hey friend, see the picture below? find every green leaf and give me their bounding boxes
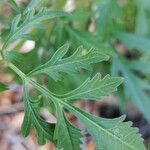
[29,44,109,81]
[115,31,150,52]
[135,7,148,36]
[94,0,120,37]
[21,81,55,145]
[4,50,24,63]
[128,59,150,77]
[24,0,41,13]
[53,103,82,150]
[111,56,150,123]
[61,73,123,101]
[0,82,8,92]
[8,0,21,13]
[66,26,114,56]
[63,103,146,150]
[3,9,69,48]
[8,61,145,150]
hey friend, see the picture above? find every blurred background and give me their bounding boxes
[0,0,150,149]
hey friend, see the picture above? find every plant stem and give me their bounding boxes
[7,61,57,100]
[7,62,72,114]
[7,62,88,125]
[7,61,27,80]
[7,61,130,148]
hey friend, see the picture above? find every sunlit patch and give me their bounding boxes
[64,0,75,12]
[20,40,35,53]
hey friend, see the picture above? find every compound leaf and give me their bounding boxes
[21,81,55,145]
[63,104,146,150]
[61,73,123,101]
[8,0,21,13]
[115,31,150,52]
[24,0,41,13]
[4,50,24,63]
[53,103,82,150]
[29,44,109,81]
[111,56,150,123]
[4,9,68,48]
[66,26,114,56]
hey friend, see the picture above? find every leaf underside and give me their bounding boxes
[4,9,68,48]
[29,44,109,81]
[53,103,82,150]
[1,5,146,150]
[63,104,146,150]
[21,82,55,145]
[18,42,146,150]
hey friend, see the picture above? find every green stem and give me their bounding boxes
[7,61,57,100]
[7,62,79,118]
[7,61,27,80]
[7,62,73,118]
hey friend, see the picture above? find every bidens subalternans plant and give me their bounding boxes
[0,1,146,150]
